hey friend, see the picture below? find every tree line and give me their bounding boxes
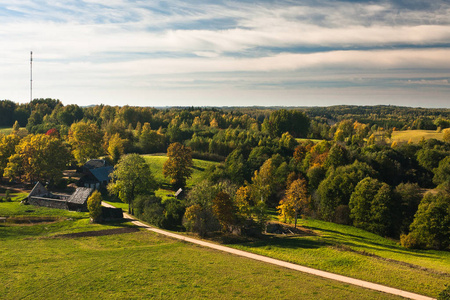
[1,99,449,250]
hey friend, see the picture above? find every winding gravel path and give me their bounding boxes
[102,202,435,300]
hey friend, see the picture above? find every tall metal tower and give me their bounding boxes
[30,51,33,102]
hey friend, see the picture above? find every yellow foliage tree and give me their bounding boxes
[277,178,309,228]
[68,121,103,166]
[4,134,70,183]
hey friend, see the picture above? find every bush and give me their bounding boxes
[439,285,450,300]
[87,191,102,223]
[400,233,421,249]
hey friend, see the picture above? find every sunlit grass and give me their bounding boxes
[227,218,450,298]
[0,202,400,300]
[390,130,443,143]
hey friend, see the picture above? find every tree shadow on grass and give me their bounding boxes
[241,234,328,250]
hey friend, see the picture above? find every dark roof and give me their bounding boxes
[67,187,93,205]
[28,182,48,199]
[89,166,114,183]
[84,159,108,170]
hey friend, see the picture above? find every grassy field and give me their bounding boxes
[0,126,12,135]
[390,130,444,144]
[143,154,218,188]
[0,200,401,299]
[296,138,322,144]
[227,218,450,298]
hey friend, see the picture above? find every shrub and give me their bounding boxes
[87,191,102,223]
[400,233,420,249]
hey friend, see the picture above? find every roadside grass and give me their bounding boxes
[227,218,450,298]
[0,208,402,300]
[390,130,443,143]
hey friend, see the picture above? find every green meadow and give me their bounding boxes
[227,218,450,298]
[390,130,444,143]
[1,198,401,300]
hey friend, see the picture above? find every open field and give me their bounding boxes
[0,126,12,135]
[227,218,450,298]
[390,130,444,144]
[143,154,219,189]
[296,138,322,144]
[0,201,401,299]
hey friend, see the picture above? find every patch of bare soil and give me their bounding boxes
[3,216,61,226]
[54,227,140,238]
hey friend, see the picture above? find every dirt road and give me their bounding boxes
[102,202,435,300]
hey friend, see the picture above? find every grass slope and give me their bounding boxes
[227,218,450,298]
[0,201,400,300]
[390,130,444,143]
[143,154,218,188]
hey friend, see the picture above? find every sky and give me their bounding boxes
[1,0,450,108]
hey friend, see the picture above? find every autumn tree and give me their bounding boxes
[68,121,103,165]
[234,185,252,220]
[277,178,309,227]
[108,154,157,214]
[0,134,21,179]
[163,142,193,189]
[4,134,70,184]
[212,191,236,232]
[87,190,102,223]
[107,133,126,164]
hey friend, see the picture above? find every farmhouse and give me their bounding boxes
[28,182,93,211]
[78,159,114,190]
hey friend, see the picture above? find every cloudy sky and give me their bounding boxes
[1,0,450,107]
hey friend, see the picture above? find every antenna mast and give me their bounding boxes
[30,51,33,102]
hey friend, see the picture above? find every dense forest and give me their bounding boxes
[1,98,449,250]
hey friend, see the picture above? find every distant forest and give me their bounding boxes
[1,98,449,250]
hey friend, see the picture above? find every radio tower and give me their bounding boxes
[30,51,33,102]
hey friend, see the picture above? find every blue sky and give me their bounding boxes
[1,0,449,107]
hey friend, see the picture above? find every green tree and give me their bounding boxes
[163,142,193,189]
[183,180,220,236]
[349,177,395,236]
[318,161,376,221]
[395,183,422,234]
[87,190,102,223]
[266,109,310,138]
[108,154,157,214]
[433,156,450,188]
[403,191,450,250]
[68,121,103,165]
